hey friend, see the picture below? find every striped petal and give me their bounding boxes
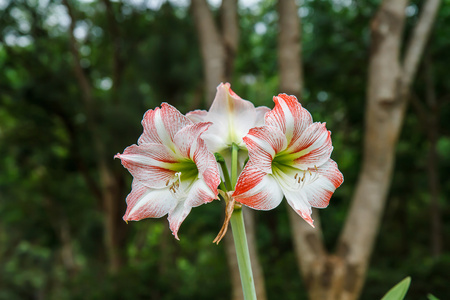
[186,109,208,123]
[276,159,343,226]
[138,103,192,146]
[115,143,179,188]
[233,163,284,210]
[265,94,312,146]
[243,126,287,174]
[123,180,176,221]
[289,122,333,170]
[173,122,211,159]
[168,202,192,240]
[185,178,218,208]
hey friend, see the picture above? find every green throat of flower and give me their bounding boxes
[271,151,298,174]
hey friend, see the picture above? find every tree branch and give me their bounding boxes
[62,0,93,111]
[401,0,441,89]
[102,0,124,101]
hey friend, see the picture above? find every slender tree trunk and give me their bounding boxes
[278,0,441,299]
[424,55,443,258]
[192,1,267,299]
[191,0,226,102]
[411,53,443,258]
[278,0,303,96]
[63,0,127,273]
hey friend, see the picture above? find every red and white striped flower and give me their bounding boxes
[233,94,343,226]
[115,103,220,239]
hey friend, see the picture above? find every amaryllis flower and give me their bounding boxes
[115,103,221,239]
[233,94,343,226]
[187,83,269,168]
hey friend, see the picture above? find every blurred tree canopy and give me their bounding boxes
[0,0,449,299]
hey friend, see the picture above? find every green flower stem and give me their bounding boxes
[215,152,232,191]
[230,208,256,300]
[230,142,257,300]
[231,143,239,188]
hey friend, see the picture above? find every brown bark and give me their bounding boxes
[279,0,441,299]
[221,0,239,80]
[410,53,443,257]
[191,0,226,103]
[278,0,303,96]
[63,0,127,273]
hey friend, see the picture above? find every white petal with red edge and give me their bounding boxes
[115,143,180,188]
[265,94,313,145]
[289,122,333,170]
[192,138,221,193]
[243,126,287,174]
[173,122,211,159]
[233,163,284,210]
[123,180,176,221]
[168,201,192,240]
[203,83,260,148]
[138,103,192,146]
[186,110,208,123]
[185,178,217,208]
[275,159,343,226]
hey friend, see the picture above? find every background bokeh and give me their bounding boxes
[0,0,449,299]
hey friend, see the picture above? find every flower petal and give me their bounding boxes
[173,122,211,159]
[202,83,261,149]
[289,122,333,170]
[265,94,312,145]
[123,180,176,221]
[115,143,178,188]
[186,109,207,123]
[168,201,192,240]
[233,163,284,210]
[255,106,270,126]
[193,139,221,194]
[276,159,343,226]
[243,126,287,173]
[185,178,217,208]
[138,103,192,146]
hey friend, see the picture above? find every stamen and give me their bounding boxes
[294,173,298,180]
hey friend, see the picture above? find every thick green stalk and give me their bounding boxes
[230,143,257,300]
[230,208,256,299]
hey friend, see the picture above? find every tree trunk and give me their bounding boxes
[411,52,443,258]
[191,0,226,102]
[278,0,441,299]
[63,0,128,273]
[278,0,303,96]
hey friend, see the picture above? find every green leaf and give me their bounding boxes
[381,277,412,300]
[427,294,440,300]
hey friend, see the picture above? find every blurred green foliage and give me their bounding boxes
[0,0,449,299]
